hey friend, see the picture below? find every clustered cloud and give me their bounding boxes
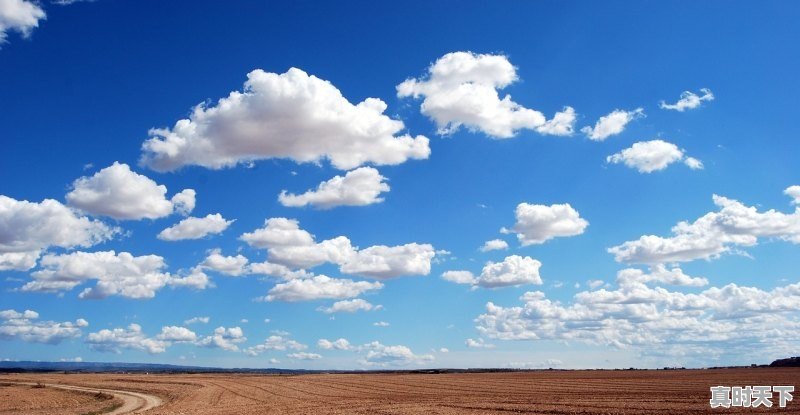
[279,167,390,209]
[607,139,703,173]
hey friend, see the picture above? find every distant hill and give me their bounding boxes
[769,357,800,367]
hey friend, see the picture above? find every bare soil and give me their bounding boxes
[4,368,799,414]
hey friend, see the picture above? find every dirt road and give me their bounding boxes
[8,381,162,414]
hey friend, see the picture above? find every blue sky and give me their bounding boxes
[1,0,799,369]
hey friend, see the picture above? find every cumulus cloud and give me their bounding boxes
[260,275,383,302]
[22,250,209,299]
[317,298,382,314]
[197,326,246,352]
[0,309,87,344]
[397,51,576,138]
[317,338,351,350]
[502,202,588,245]
[581,108,644,141]
[0,0,45,44]
[465,338,495,349]
[184,316,209,325]
[480,239,509,252]
[785,185,800,205]
[279,167,390,209]
[475,267,800,361]
[66,162,195,220]
[443,255,543,289]
[244,335,307,356]
[0,195,116,271]
[156,326,197,342]
[157,214,233,241]
[609,191,800,264]
[140,68,429,172]
[607,140,703,173]
[86,324,168,354]
[240,218,436,279]
[660,88,714,112]
[198,249,249,276]
[357,341,434,367]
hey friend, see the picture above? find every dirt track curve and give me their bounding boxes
[9,381,162,414]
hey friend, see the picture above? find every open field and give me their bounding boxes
[3,368,799,414]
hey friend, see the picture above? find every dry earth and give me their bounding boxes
[3,368,799,414]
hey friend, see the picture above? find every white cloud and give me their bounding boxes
[397,51,575,138]
[197,326,246,352]
[86,324,168,354]
[439,348,449,353]
[480,239,509,252]
[581,108,644,141]
[502,202,588,245]
[66,162,195,220]
[156,326,197,342]
[165,268,211,291]
[785,185,800,205]
[373,321,389,327]
[198,249,249,276]
[465,338,495,349]
[0,0,45,44]
[158,214,233,241]
[607,140,702,173]
[0,309,87,344]
[475,267,800,361]
[317,338,351,350]
[22,250,209,299]
[184,316,209,325]
[443,255,543,288]
[0,195,116,271]
[609,191,800,264]
[660,88,714,112]
[441,270,477,285]
[241,218,436,279]
[279,167,390,209]
[287,352,322,360]
[244,335,307,356]
[587,279,605,289]
[260,275,383,302]
[317,298,382,314]
[357,341,434,367]
[140,68,429,172]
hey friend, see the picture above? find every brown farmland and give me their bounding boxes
[3,368,799,414]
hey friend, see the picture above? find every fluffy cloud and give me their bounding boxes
[0,0,45,44]
[502,203,588,245]
[480,239,509,252]
[279,167,390,209]
[581,108,644,141]
[244,335,307,356]
[22,250,209,299]
[609,191,800,264]
[197,326,246,352]
[317,338,351,350]
[443,255,543,289]
[660,88,714,112]
[0,309,87,345]
[141,68,429,172]
[156,326,197,342]
[475,267,800,361]
[607,140,703,173]
[240,218,436,278]
[198,249,249,276]
[0,195,116,271]
[317,298,382,314]
[157,214,233,241]
[184,316,209,325]
[66,162,195,220]
[465,338,495,349]
[786,186,800,205]
[397,51,575,138]
[86,324,168,354]
[357,341,434,367]
[260,275,383,302]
